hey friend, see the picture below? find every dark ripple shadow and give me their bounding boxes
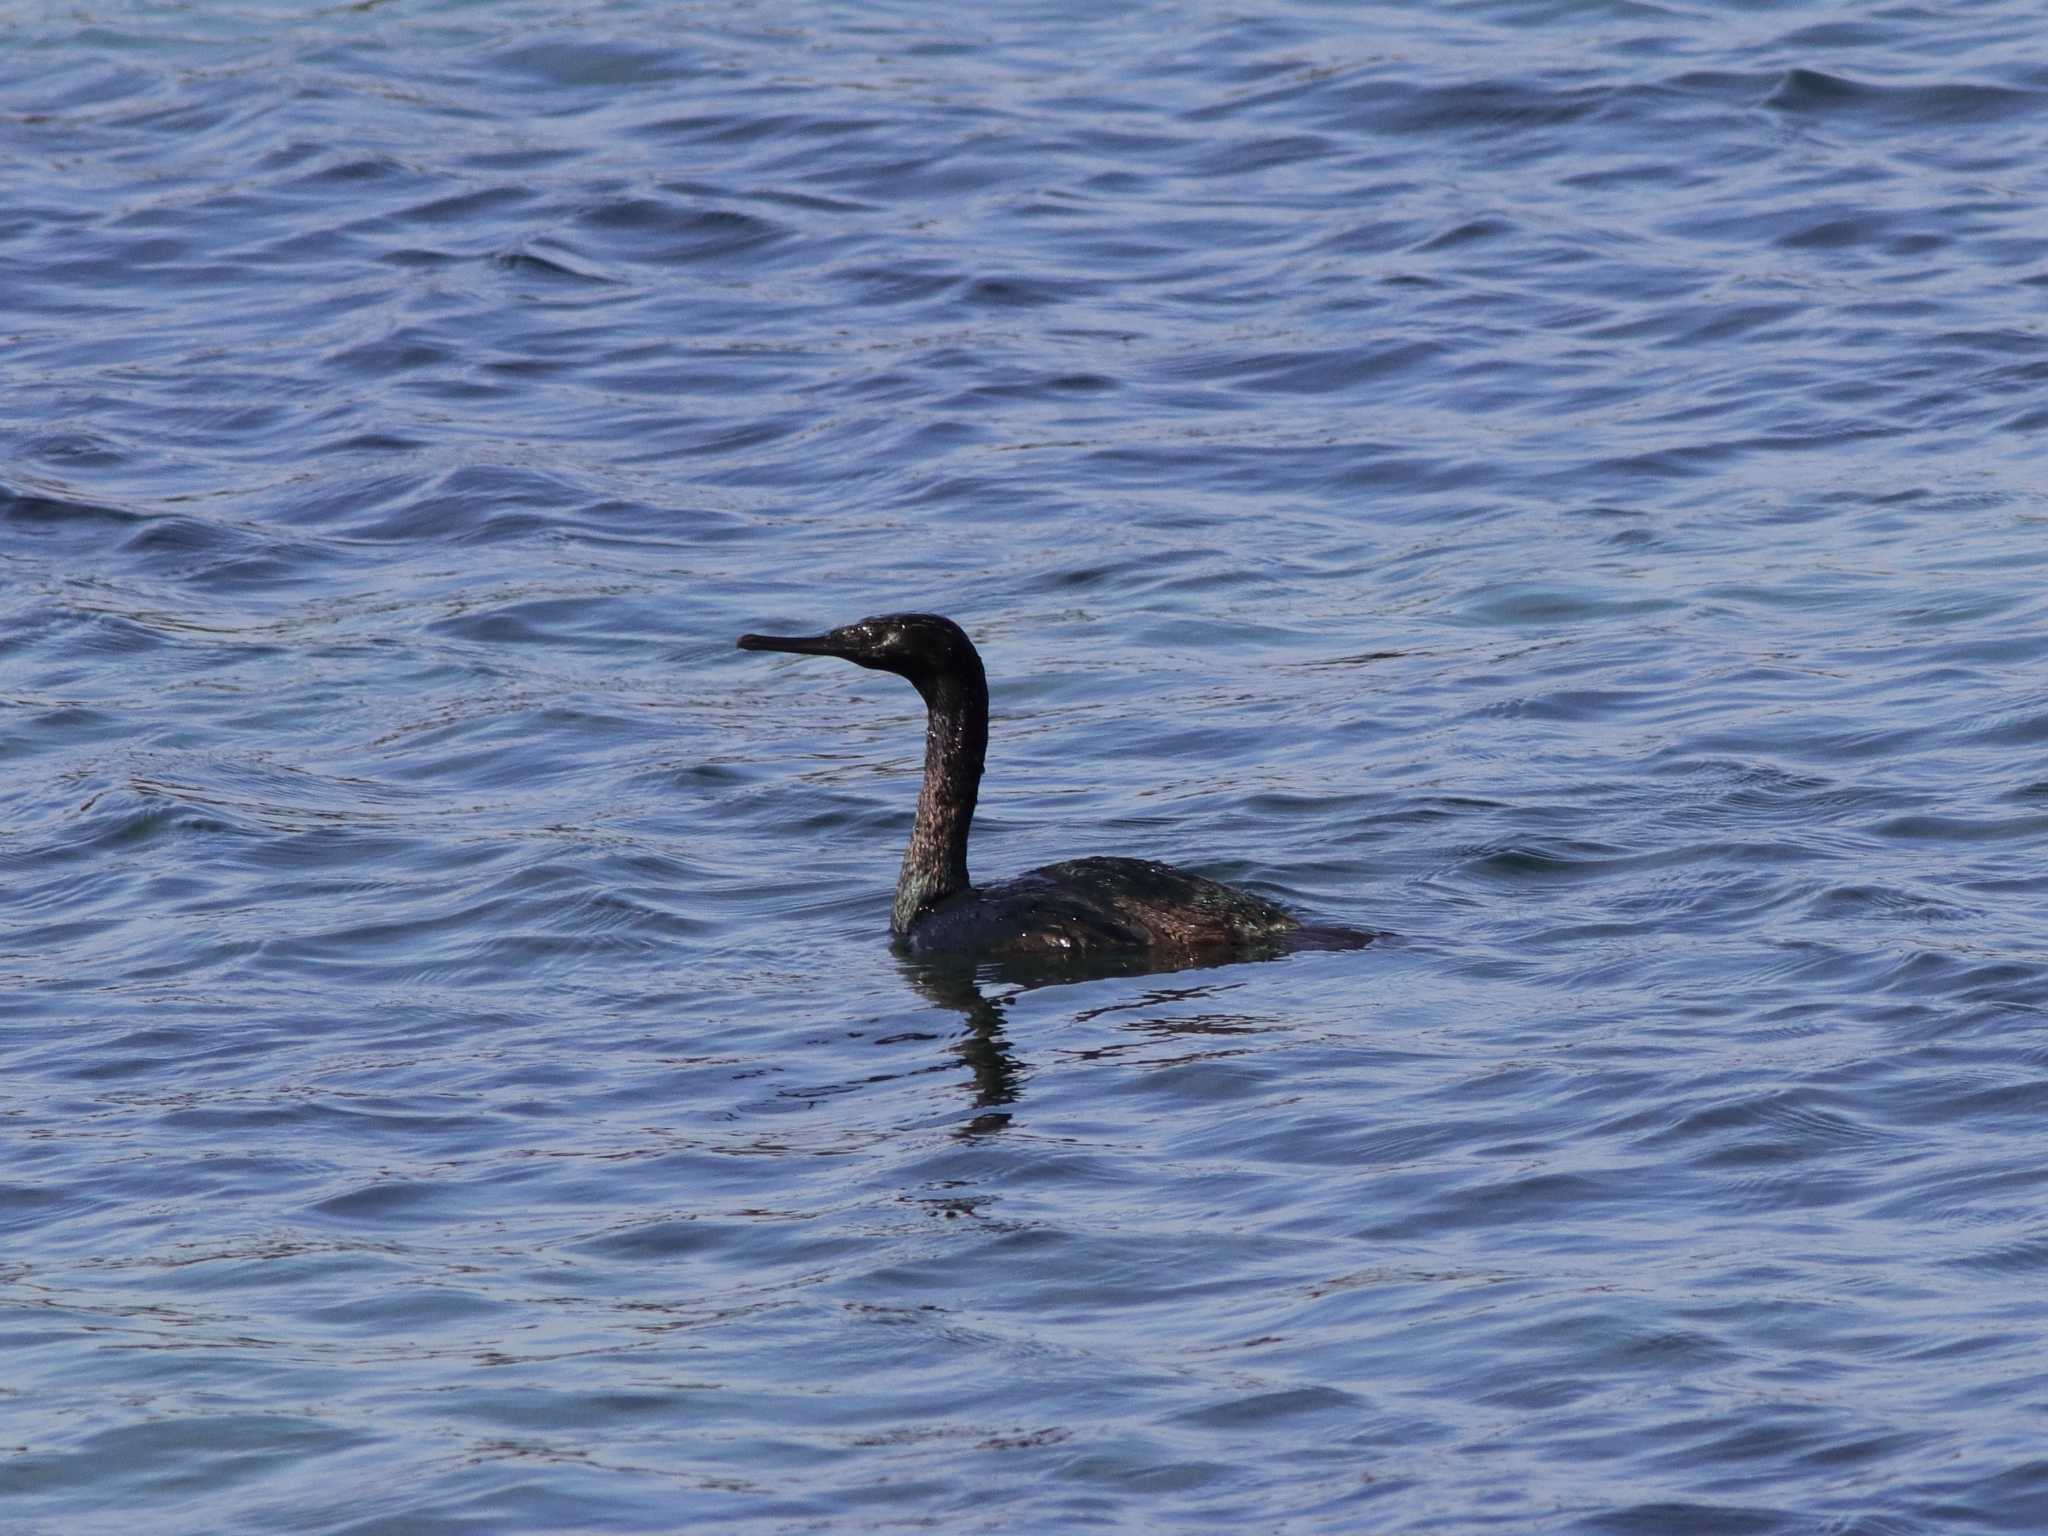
[1764,66,2043,127]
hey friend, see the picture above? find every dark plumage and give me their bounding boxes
[738,612,1367,960]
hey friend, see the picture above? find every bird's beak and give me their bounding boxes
[738,629,852,658]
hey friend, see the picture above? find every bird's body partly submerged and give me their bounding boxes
[908,855,1297,957]
[737,613,1367,961]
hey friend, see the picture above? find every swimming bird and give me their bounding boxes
[738,612,1367,960]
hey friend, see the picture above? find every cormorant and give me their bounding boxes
[739,613,1368,960]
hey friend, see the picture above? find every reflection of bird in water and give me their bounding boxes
[739,612,1372,965]
[901,956,1292,1140]
[895,958,1023,1137]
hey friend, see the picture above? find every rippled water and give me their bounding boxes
[7,1,2048,1530]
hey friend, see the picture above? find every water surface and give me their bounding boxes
[6,1,2048,1531]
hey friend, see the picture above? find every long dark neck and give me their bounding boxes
[892,663,988,934]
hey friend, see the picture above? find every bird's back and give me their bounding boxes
[902,855,1302,958]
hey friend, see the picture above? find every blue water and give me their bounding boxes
[6,1,2048,1530]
